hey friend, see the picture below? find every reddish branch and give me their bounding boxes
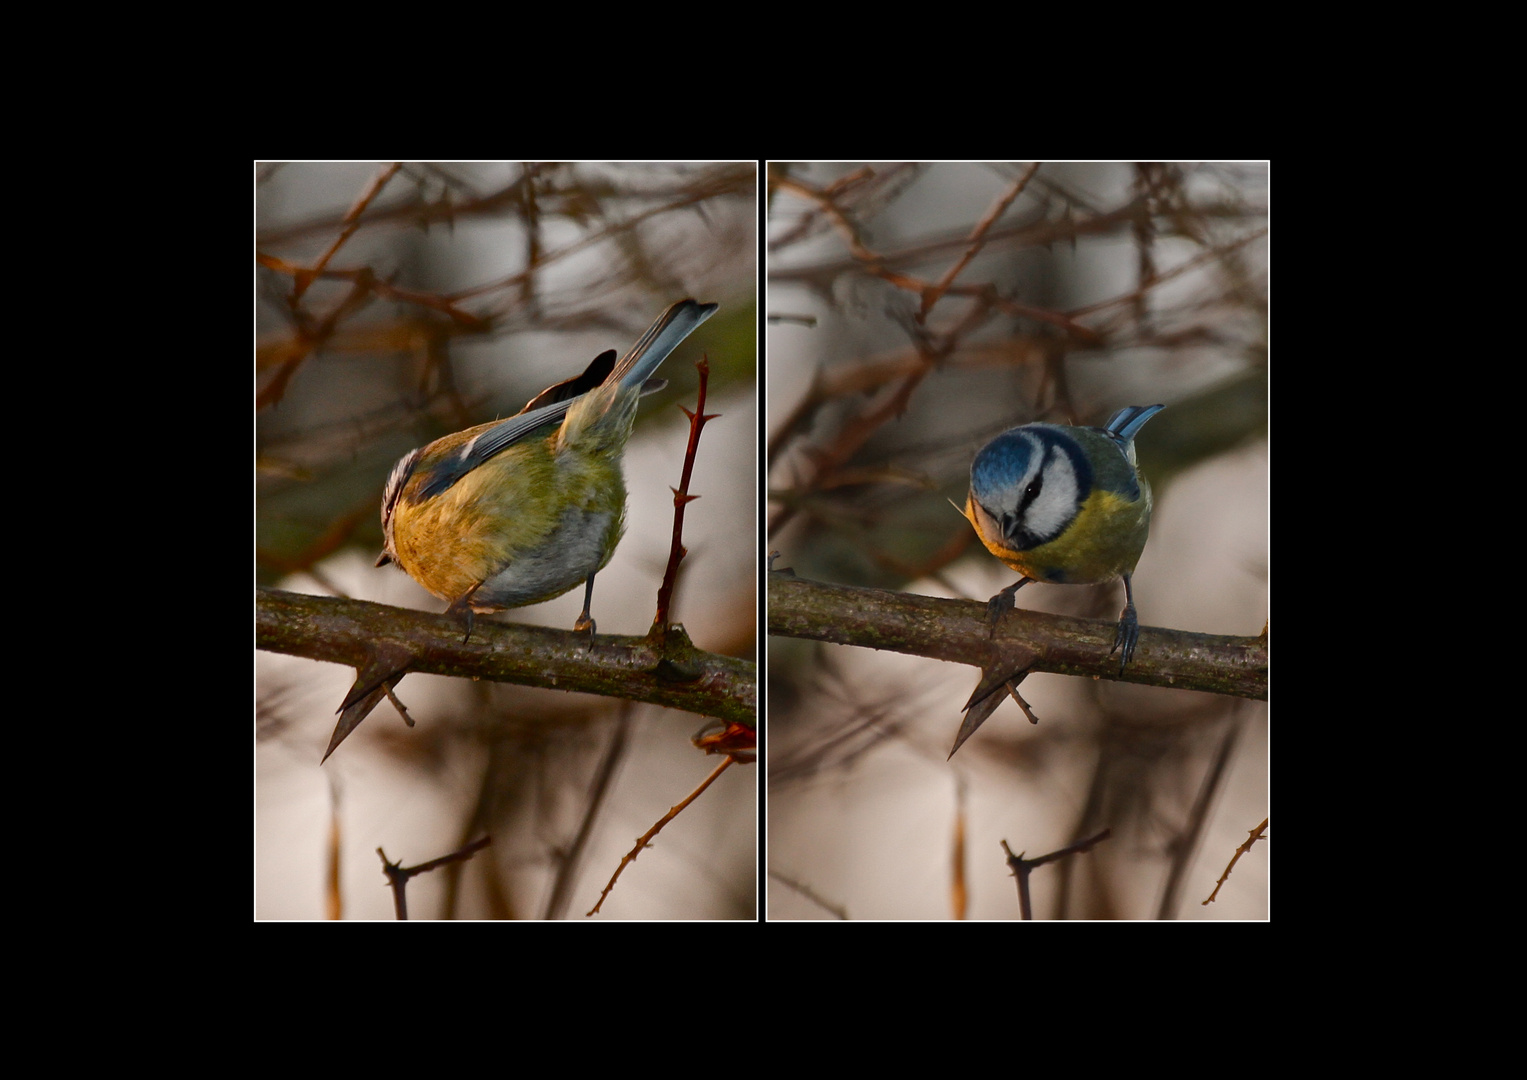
[652,356,720,631]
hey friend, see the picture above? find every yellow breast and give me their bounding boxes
[391,437,626,607]
[966,484,1151,585]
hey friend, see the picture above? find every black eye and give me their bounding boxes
[1025,476,1043,502]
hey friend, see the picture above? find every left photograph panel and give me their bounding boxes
[256,162,757,920]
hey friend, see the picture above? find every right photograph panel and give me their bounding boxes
[764,161,1269,921]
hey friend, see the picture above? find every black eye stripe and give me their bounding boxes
[1016,441,1065,511]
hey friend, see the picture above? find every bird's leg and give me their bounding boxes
[986,576,1034,637]
[572,574,597,637]
[1109,572,1141,673]
[445,583,483,644]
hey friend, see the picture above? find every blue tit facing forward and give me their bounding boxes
[376,299,718,638]
[962,404,1165,673]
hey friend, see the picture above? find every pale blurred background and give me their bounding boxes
[256,162,756,919]
[766,162,1267,920]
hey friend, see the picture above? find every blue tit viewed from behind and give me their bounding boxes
[376,299,718,639]
[962,404,1165,672]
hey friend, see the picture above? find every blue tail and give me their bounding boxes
[1103,404,1165,446]
[610,299,718,389]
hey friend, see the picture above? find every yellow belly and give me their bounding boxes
[392,439,626,609]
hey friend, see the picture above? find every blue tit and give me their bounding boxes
[962,404,1165,673]
[376,299,718,638]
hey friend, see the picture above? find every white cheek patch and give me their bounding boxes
[971,428,1087,549]
[1023,446,1080,544]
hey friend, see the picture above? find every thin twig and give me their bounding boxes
[1065,226,1268,319]
[769,871,849,919]
[290,162,402,305]
[542,704,634,920]
[653,356,720,631]
[257,252,490,329]
[1203,817,1268,906]
[1001,830,1111,920]
[378,837,492,921]
[586,756,737,916]
[1156,716,1243,919]
[921,163,1042,319]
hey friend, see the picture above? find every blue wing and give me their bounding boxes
[414,299,717,501]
